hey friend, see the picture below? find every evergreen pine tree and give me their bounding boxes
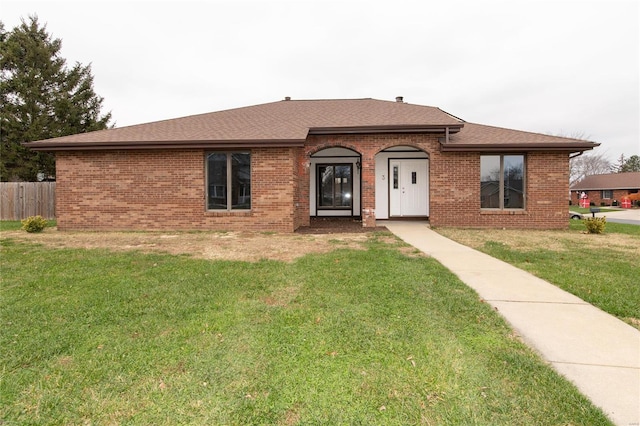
[0,16,111,181]
[620,155,640,172]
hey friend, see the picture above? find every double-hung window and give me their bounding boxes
[480,154,525,209]
[207,152,251,210]
[601,190,613,199]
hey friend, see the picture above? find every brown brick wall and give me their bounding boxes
[431,151,570,229]
[304,134,570,229]
[56,136,572,231]
[56,149,297,231]
[293,147,310,229]
[572,189,636,206]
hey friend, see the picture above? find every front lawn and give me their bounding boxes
[438,223,640,329]
[0,235,612,425]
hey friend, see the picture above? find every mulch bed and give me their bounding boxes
[296,217,387,234]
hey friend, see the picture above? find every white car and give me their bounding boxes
[569,211,584,220]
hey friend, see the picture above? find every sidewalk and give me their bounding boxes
[384,221,640,426]
[592,208,640,225]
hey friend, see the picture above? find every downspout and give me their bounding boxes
[445,127,450,144]
[568,151,585,202]
[358,155,362,219]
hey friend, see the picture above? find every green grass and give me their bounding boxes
[570,219,640,236]
[479,241,638,322]
[564,222,639,321]
[569,205,619,214]
[0,235,612,425]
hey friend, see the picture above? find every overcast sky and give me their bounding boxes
[3,0,639,161]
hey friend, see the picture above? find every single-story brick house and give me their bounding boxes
[571,172,640,206]
[25,97,598,232]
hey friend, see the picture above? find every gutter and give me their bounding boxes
[23,139,306,152]
[439,142,599,153]
[571,186,640,191]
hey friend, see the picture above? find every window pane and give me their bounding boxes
[207,153,227,209]
[504,155,524,208]
[318,166,334,207]
[232,153,251,210]
[334,165,352,207]
[393,166,398,189]
[480,156,500,208]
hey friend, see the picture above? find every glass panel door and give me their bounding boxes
[334,165,352,207]
[317,164,352,209]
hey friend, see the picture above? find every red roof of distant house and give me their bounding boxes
[23,98,598,153]
[571,172,640,190]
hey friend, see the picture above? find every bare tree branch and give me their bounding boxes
[570,152,611,186]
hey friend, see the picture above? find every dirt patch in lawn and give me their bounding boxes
[436,228,640,257]
[0,227,391,262]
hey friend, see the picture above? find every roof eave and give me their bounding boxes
[22,139,306,152]
[571,186,640,191]
[439,142,600,153]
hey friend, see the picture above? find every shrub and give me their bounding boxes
[21,215,48,233]
[583,216,606,234]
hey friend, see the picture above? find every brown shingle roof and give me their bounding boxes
[24,98,598,152]
[571,172,640,190]
[443,122,597,151]
[25,98,462,150]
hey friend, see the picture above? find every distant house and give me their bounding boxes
[24,97,598,231]
[571,172,640,206]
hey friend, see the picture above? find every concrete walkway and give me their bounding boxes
[592,208,640,226]
[384,221,640,426]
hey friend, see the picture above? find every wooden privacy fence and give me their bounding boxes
[0,182,56,220]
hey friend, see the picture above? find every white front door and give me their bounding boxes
[389,159,429,217]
